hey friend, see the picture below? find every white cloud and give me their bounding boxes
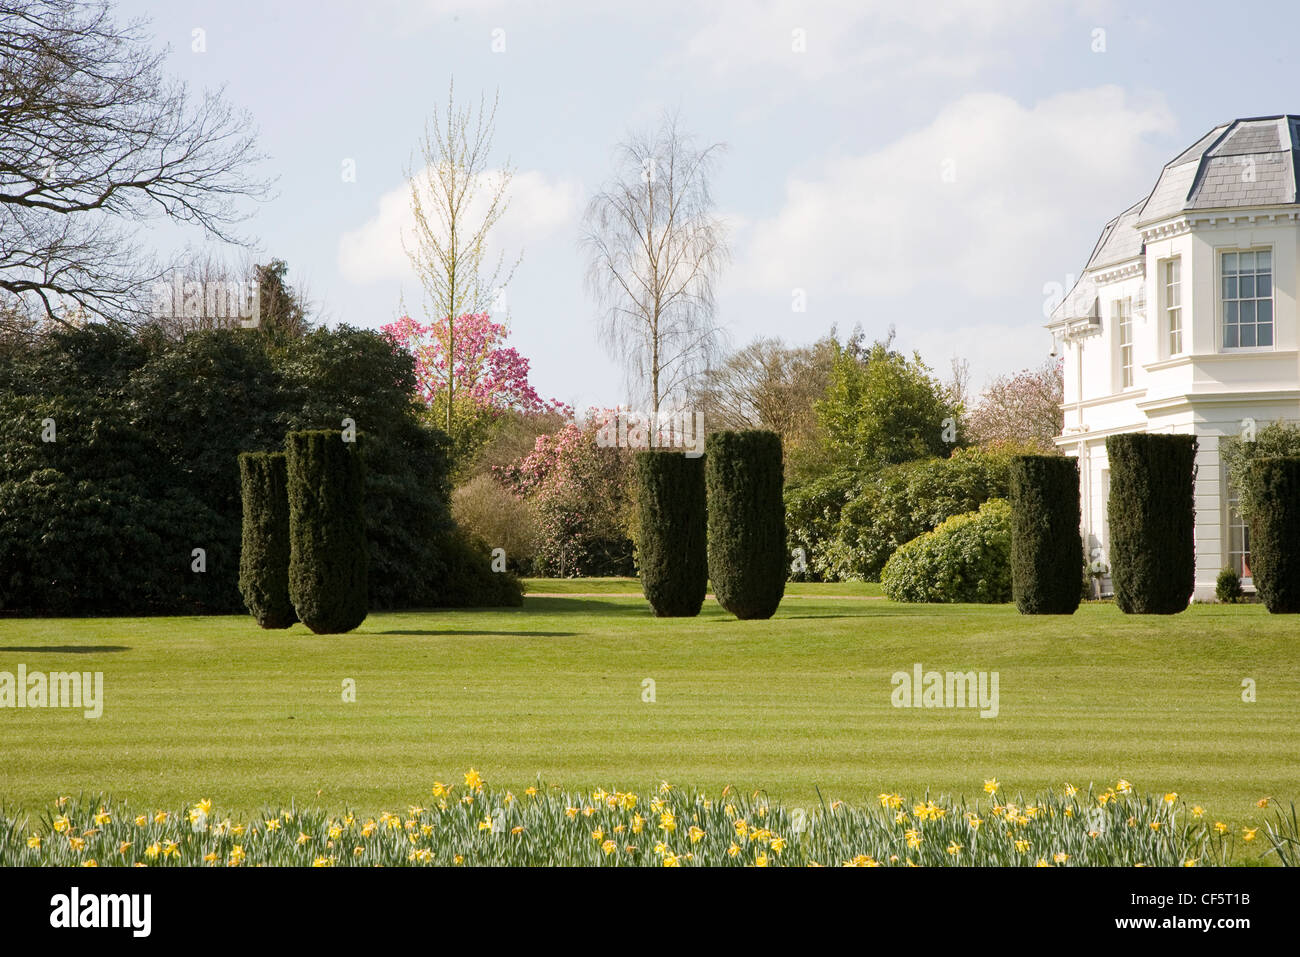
[731,86,1176,302]
[337,168,582,284]
[678,0,1086,82]
[900,320,1055,396]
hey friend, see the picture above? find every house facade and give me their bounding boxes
[1046,116,1300,600]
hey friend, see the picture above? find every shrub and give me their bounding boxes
[1008,455,1082,614]
[424,528,525,608]
[1244,457,1300,613]
[881,499,1012,603]
[1221,421,1300,523]
[706,430,787,620]
[634,451,707,617]
[285,430,368,633]
[786,445,1025,583]
[497,417,635,578]
[1215,566,1244,604]
[1105,433,1197,614]
[237,452,296,628]
[452,473,540,575]
[783,468,859,582]
[0,324,517,613]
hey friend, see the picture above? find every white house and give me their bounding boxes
[1046,115,1300,600]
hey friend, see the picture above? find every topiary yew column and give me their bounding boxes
[705,430,786,620]
[635,450,707,617]
[1009,454,1083,615]
[285,429,368,633]
[237,451,297,628]
[1105,433,1197,614]
[1245,456,1300,613]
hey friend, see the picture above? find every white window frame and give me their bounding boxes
[1114,298,1133,389]
[1220,247,1274,351]
[1164,257,1183,356]
[1224,463,1252,581]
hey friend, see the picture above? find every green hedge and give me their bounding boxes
[880,499,1011,603]
[1009,455,1082,615]
[1105,433,1197,614]
[285,430,368,633]
[237,452,296,628]
[706,430,786,620]
[635,451,707,617]
[1244,457,1300,613]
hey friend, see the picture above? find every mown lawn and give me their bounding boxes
[0,593,1293,849]
[521,577,884,597]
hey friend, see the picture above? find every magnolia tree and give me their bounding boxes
[496,412,635,577]
[966,359,1064,452]
[382,313,569,461]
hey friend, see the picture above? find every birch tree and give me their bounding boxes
[582,114,728,416]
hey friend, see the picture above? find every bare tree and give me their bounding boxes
[146,250,313,341]
[692,335,833,435]
[404,79,518,436]
[583,113,729,415]
[0,0,271,327]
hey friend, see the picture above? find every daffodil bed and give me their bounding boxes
[3,776,1296,866]
[1,595,1296,843]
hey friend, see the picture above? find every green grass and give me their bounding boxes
[0,595,1293,854]
[522,576,883,597]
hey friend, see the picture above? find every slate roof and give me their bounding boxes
[1050,116,1300,322]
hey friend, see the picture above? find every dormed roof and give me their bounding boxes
[1051,116,1300,323]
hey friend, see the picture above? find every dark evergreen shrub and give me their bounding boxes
[1215,566,1244,604]
[285,430,368,633]
[635,451,707,617]
[1105,433,1197,614]
[705,430,786,620]
[237,452,296,628]
[1244,456,1300,613]
[1009,455,1082,614]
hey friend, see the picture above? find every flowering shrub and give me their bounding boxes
[881,499,1011,603]
[381,314,571,467]
[381,313,567,417]
[2,776,1265,867]
[496,414,634,577]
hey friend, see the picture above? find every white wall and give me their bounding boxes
[1057,213,1300,601]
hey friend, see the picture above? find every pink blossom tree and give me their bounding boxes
[382,313,570,458]
[966,358,1064,451]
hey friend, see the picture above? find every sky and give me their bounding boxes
[118,0,1300,412]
